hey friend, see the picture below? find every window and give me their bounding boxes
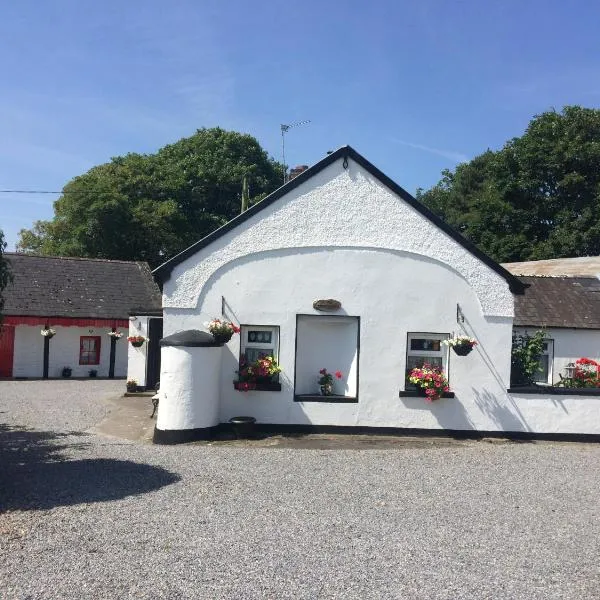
[240,326,279,363]
[80,336,101,365]
[533,340,554,384]
[406,333,449,388]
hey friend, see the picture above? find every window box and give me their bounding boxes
[294,394,358,403]
[399,390,455,398]
[234,381,282,392]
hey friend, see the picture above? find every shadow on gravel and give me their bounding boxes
[0,424,180,511]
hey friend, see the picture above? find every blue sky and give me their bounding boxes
[1,0,599,250]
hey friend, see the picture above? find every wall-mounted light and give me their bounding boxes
[129,316,138,322]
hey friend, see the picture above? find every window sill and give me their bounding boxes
[234,381,282,392]
[508,386,600,396]
[294,394,358,403]
[399,390,455,398]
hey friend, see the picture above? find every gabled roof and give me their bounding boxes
[514,276,600,329]
[153,145,526,294]
[3,254,162,319]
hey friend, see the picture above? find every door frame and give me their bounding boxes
[0,324,15,378]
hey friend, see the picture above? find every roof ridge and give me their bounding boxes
[4,253,147,265]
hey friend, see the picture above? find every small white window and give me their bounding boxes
[240,325,279,363]
[406,332,450,388]
[533,340,554,384]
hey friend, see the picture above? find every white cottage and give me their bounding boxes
[0,254,162,384]
[153,146,559,443]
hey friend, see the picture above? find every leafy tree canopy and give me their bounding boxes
[417,106,600,262]
[17,128,284,268]
[0,229,13,320]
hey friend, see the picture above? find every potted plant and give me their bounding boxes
[41,327,56,339]
[443,336,478,356]
[229,416,257,438]
[234,355,281,390]
[127,335,147,348]
[61,366,72,378]
[126,379,138,393]
[88,369,98,378]
[205,318,240,344]
[558,357,600,388]
[408,363,450,401]
[107,330,124,340]
[318,368,343,396]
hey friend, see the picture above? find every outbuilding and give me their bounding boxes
[0,254,162,382]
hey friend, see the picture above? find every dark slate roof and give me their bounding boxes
[514,276,600,329]
[3,254,162,319]
[153,145,526,295]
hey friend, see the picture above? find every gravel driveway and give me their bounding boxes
[1,380,599,599]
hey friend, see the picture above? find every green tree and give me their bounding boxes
[0,229,13,320]
[17,128,284,267]
[511,330,547,386]
[417,106,600,262]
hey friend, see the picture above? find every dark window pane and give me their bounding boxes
[407,355,443,370]
[410,338,441,351]
[534,356,549,383]
[248,330,271,344]
[244,347,274,363]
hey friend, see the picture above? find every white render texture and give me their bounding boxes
[12,325,127,378]
[156,345,222,431]
[163,157,514,317]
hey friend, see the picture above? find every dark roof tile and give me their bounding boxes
[3,254,162,319]
[515,276,600,329]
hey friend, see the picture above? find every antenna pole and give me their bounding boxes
[280,120,310,185]
[281,126,287,184]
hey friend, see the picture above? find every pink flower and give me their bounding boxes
[335,371,343,379]
[319,368,327,375]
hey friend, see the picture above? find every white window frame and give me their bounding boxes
[406,332,450,388]
[240,325,279,363]
[534,339,554,384]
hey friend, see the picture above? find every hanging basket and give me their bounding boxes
[452,345,473,356]
[131,340,145,348]
[212,332,233,344]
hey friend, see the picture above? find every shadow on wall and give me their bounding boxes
[458,312,508,392]
[471,388,529,433]
[400,395,477,431]
[0,424,180,512]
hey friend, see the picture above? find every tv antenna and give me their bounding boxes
[280,119,310,183]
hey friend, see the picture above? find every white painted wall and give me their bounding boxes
[161,247,513,430]
[12,325,127,378]
[164,157,514,317]
[159,154,569,434]
[127,317,149,386]
[515,327,600,384]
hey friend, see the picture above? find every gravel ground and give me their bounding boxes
[1,381,600,599]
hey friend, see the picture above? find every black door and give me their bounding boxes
[146,318,163,390]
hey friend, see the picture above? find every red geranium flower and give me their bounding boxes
[335,371,343,379]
